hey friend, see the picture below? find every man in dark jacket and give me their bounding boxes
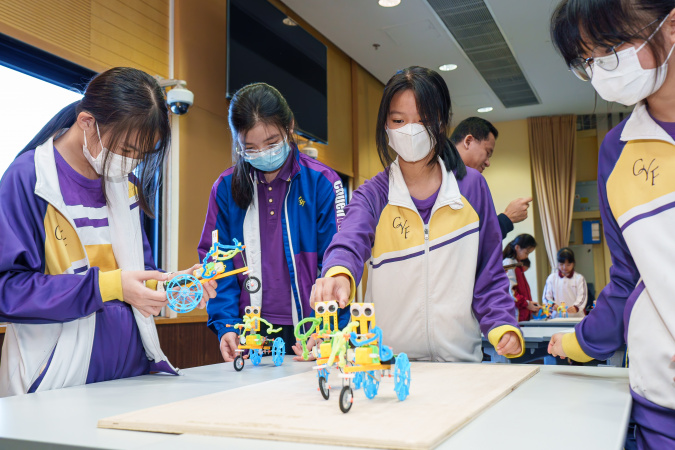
[450,117,532,240]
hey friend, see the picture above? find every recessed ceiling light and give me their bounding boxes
[379,0,401,7]
[477,107,493,113]
[439,64,458,72]
[282,17,297,26]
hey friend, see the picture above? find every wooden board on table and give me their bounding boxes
[99,363,539,450]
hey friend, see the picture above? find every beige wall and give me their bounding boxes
[481,119,540,298]
[576,129,599,182]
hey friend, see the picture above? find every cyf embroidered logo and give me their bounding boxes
[298,196,306,206]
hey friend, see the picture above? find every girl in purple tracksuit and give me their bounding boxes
[199,83,349,361]
[0,68,215,396]
[310,67,523,362]
[550,2,675,448]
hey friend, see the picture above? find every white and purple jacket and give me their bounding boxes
[0,139,177,397]
[322,158,523,362]
[562,102,675,440]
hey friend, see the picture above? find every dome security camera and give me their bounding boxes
[166,85,194,115]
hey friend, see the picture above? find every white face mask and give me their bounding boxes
[386,123,433,163]
[83,122,141,179]
[591,16,675,106]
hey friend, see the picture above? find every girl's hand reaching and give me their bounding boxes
[292,337,318,361]
[527,301,541,312]
[310,275,351,308]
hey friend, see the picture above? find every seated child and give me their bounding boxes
[543,248,587,318]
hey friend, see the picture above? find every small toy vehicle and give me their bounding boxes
[295,302,411,413]
[227,306,285,371]
[165,231,260,313]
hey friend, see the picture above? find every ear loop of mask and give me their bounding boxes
[83,122,104,155]
[95,122,104,152]
[635,14,673,54]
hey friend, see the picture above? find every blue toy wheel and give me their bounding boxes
[363,371,379,399]
[353,371,364,390]
[272,337,285,366]
[394,353,411,401]
[166,275,203,313]
[250,349,262,366]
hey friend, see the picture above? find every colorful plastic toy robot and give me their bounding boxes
[533,302,551,320]
[164,230,261,313]
[294,302,411,413]
[226,306,285,371]
[557,302,568,319]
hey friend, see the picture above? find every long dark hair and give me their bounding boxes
[503,234,537,260]
[375,66,466,179]
[19,67,170,217]
[551,0,673,68]
[228,83,296,209]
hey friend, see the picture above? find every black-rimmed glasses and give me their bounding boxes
[568,18,662,81]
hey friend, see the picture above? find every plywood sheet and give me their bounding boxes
[99,363,539,449]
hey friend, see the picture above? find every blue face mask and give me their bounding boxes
[243,140,291,172]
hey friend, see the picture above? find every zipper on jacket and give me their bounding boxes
[283,179,304,324]
[423,224,435,360]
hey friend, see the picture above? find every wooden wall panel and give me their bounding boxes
[174,0,230,290]
[0,0,90,57]
[156,322,223,369]
[356,65,384,186]
[0,325,220,371]
[0,0,168,76]
[269,0,353,177]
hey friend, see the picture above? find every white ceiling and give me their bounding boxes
[281,0,633,123]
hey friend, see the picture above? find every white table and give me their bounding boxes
[520,318,583,327]
[0,357,631,450]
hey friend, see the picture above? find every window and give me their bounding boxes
[0,64,83,175]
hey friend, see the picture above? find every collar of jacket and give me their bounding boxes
[387,156,464,212]
[558,270,575,279]
[621,101,675,146]
[34,135,73,215]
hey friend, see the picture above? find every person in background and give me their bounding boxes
[502,234,538,321]
[512,258,540,321]
[544,248,587,318]
[450,117,532,240]
[309,66,524,362]
[200,82,349,362]
[0,67,216,397]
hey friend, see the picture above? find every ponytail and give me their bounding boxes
[503,233,537,259]
[440,137,466,178]
[18,100,80,157]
